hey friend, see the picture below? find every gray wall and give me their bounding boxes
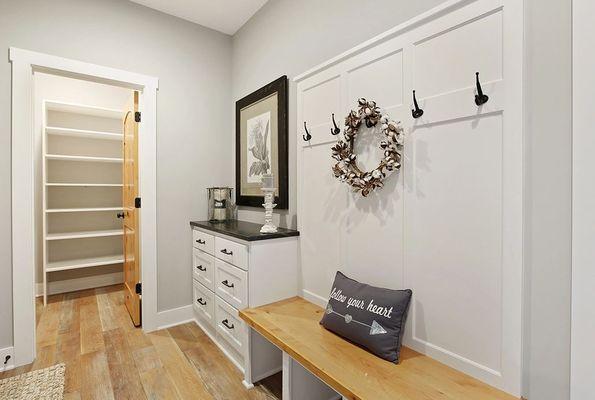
[0,0,233,348]
[523,0,572,399]
[231,0,446,228]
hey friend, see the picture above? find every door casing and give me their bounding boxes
[9,47,159,368]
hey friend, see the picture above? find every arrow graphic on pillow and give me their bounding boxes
[325,304,387,335]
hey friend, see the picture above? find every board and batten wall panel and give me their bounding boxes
[571,0,595,398]
[296,0,522,395]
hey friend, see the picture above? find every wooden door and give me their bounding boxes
[123,91,141,326]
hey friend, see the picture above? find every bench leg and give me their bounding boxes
[282,352,342,400]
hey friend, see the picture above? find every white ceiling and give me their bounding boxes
[130,0,269,35]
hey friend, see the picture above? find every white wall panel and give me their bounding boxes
[343,48,405,291]
[299,76,348,301]
[296,0,521,395]
[405,114,503,374]
[571,0,595,398]
[347,51,404,110]
[413,9,502,98]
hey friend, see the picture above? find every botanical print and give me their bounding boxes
[246,111,272,183]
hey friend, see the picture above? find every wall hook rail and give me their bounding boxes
[474,72,489,106]
[330,113,341,135]
[303,121,312,141]
[411,90,424,119]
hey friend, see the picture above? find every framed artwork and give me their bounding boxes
[235,76,288,209]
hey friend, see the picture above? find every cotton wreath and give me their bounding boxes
[331,98,404,197]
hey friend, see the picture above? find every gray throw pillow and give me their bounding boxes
[320,271,412,363]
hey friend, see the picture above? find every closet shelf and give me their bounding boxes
[46,126,123,141]
[45,154,123,163]
[46,207,122,213]
[46,229,123,241]
[46,254,124,272]
[45,100,122,120]
[45,182,123,187]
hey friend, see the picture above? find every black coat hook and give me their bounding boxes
[411,90,424,119]
[303,121,312,141]
[330,113,340,135]
[474,72,489,106]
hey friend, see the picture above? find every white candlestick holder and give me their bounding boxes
[260,187,278,233]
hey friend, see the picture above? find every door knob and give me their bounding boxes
[117,212,125,219]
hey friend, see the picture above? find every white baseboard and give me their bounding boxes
[0,347,15,372]
[301,289,328,308]
[35,272,123,297]
[156,304,194,330]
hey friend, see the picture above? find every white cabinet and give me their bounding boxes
[193,229,214,255]
[190,221,299,377]
[192,248,215,290]
[193,279,215,326]
[214,259,248,310]
[215,236,248,270]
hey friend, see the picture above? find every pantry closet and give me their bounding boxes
[36,73,132,305]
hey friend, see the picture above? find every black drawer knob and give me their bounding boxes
[222,319,234,330]
[220,248,233,256]
[221,280,234,288]
[196,265,206,271]
[196,298,206,306]
[196,239,206,244]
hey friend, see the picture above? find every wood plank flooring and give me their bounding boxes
[0,285,281,400]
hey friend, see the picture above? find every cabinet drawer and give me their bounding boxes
[192,248,215,291]
[214,259,248,310]
[193,281,215,327]
[214,236,248,270]
[215,296,246,354]
[193,229,214,255]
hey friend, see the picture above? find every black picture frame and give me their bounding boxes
[235,76,288,209]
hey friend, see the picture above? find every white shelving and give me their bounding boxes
[46,154,123,163]
[46,183,123,187]
[42,100,124,305]
[46,126,123,141]
[46,229,123,241]
[46,207,122,213]
[46,255,124,273]
[46,100,122,119]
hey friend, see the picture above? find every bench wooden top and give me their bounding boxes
[239,297,517,400]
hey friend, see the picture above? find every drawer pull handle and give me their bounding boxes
[196,239,206,244]
[222,319,235,330]
[196,265,206,271]
[221,280,235,288]
[196,298,206,306]
[220,248,233,255]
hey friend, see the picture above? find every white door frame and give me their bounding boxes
[9,47,159,367]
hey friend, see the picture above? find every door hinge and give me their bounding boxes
[135,197,141,208]
[135,282,142,295]
[135,111,141,123]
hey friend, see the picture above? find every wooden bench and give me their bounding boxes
[239,297,518,400]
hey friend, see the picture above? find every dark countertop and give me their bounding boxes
[190,220,300,242]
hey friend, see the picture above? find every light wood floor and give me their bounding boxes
[0,285,281,400]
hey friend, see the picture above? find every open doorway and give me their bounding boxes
[35,72,141,326]
[10,48,158,368]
